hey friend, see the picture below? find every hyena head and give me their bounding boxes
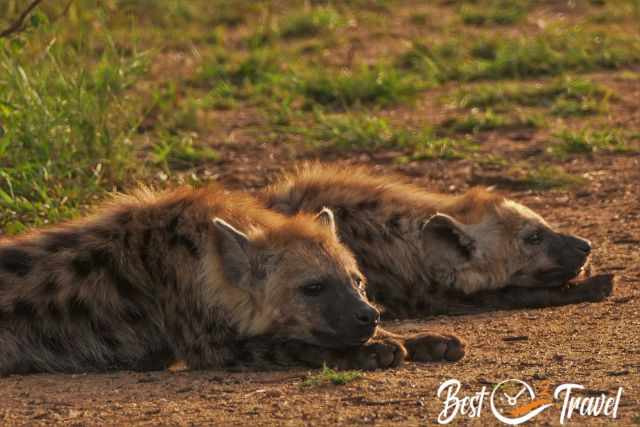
[212,208,379,348]
[421,189,591,294]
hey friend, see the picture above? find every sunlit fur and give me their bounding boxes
[0,185,372,374]
[263,163,592,318]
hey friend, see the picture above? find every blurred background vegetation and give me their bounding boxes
[1,0,639,233]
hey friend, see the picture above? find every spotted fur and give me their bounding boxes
[262,163,606,318]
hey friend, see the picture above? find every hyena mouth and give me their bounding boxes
[568,260,592,284]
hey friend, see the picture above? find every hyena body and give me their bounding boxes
[263,164,612,319]
[0,186,464,375]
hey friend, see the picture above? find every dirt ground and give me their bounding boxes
[1,148,638,426]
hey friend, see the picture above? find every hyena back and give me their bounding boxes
[0,185,464,375]
[263,163,612,319]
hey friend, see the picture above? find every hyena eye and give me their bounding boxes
[301,282,325,297]
[524,231,544,245]
[352,275,365,290]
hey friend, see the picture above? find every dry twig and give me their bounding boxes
[0,0,46,38]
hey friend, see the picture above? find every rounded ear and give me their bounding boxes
[314,207,337,235]
[421,213,475,257]
[212,218,252,289]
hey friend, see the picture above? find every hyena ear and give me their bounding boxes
[421,213,475,258]
[212,218,253,289]
[314,207,337,235]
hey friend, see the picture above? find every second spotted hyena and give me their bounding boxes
[0,185,464,375]
[263,164,613,319]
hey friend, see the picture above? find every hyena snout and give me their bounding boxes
[562,234,592,265]
[354,305,380,328]
[572,236,592,255]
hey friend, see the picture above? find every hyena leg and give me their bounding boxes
[228,332,408,371]
[457,273,615,314]
[375,328,466,363]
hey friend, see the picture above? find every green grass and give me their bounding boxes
[549,129,633,157]
[400,28,640,82]
[523,166,586,190]
[151,133,219,170]
[459,0,528,26]
[301,364,362,387]
[299,66,421,110]
[0,36,148,231]
[305,113,474,159]
[280,7,344,39]
[455,77,611,117]
[438,110,540,134]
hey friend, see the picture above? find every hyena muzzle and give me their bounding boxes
[262,163,613,319]
[0,185,464,375]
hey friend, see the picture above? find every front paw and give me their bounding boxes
[569,273,615,302]
[404,333,466,362]
[345,338,408,371]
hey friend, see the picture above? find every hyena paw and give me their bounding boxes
[573,273,615,302]
[404,333,466,363]
[346,338,408,371]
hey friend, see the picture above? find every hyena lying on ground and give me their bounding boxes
[0,185,464,375]
[262,164,614,319]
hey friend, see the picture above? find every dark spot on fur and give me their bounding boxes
[94,227,118,241]
[236,348,255,364]
[13,299,37,318]
[44,231,81,252]
[139,229,154,277]
[123,231,132,250]
[166,215,180,233]
[169,234,199,257]
[386,214,401,229]
[122,305,145,323]
[111,269,145,302]
[71,253,94,278]
[357,200,379,211]
[68,296,92,319]
[93,320,120,349]
[115,211,133,226]
[41,333,66,354]
[47,302,63,321]
[41,278,58,295]
[71,248,114,279]
[1,248,33,276]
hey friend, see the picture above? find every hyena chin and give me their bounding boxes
[0,185,465,375]
[263,163,609,318]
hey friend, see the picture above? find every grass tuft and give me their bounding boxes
[438,110,540,134]
[549,129,633,157]
[151,133,219,170]
[523,165,587,190]
[280,7,344,39]
[460,0,527,26]
[301,364,362,387]
[306,113,474,159]
[400,29,640,82]
[455,77,611,116]
[300,67,421,109]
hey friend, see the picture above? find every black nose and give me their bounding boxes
[575,237,592,254]
[355,306,380,326]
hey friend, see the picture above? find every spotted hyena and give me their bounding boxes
[262,163,613,319]
[0,185,464,375]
